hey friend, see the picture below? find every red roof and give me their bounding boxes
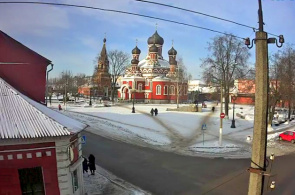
[0,30,51,65]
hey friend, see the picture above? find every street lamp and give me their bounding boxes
[131,89,136,113]
[89,85,92,106]
[231,91,238,128]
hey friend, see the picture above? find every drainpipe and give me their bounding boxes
[46,63,54,106]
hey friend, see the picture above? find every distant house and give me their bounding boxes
[232,79,256,105]
[0,30,52,103]
[0,77,87,195]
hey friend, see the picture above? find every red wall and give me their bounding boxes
[0,31,51,103]
[0,142,60,195]
[235,96,255,105]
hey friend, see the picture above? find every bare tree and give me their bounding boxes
[93,49,130,101]
[275,45,295,119]
[176,56,188,106]
[201,34,250,116]
[108,50,130,102]
[268,53,283,127]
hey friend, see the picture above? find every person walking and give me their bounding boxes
[58,104,62,111]
[82,157,88,174]
[154,108,158,116]
[88,154,96,175]
[150,108,154,116]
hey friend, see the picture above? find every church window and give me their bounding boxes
[170,85,175,95]
[145,79,149,86]
[138,83,143,91]
[164,85,168,95]
[156,85,161,95]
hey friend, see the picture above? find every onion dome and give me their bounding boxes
[147,31,164,45]
[103,38,106,43]
[168,47,177,55]
[131,58,139,64]
[132,46,141,55]
[149,44,158,53]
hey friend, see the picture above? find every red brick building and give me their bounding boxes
[0,30,52,103]
[92,38,112,97]
[118,30,188,103]
[0,31,87,195]
[0,78,87,195]
[232,79,256,104]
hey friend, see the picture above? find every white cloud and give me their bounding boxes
[0,3,70,36]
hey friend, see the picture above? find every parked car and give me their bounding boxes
[279,131,295,143]
[274,110,288,124]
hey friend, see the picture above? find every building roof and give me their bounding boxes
[0,30,51,65]
[152,75,170,81]
[0,77,87,139]
[147,30,164,45]
[138,58,170,68]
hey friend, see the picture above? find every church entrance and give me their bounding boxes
[122,87,130,100]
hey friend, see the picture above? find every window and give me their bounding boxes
[170,85,175,95]
[145,79,149,86]
[72,169,79,193]
[138,83,143,91]
[156,85,161,95]
[18,167,45,195]
[164,85,168,95]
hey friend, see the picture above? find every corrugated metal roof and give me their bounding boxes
[0,77,87,139]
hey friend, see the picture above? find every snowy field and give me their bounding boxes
[51,102,295,159]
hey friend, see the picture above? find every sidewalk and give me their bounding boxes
[83,164,151,195]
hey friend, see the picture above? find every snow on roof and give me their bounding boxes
[152,75,170,81]
[0,77,87,139]
[124,75,145,79]
[138,58,170,68]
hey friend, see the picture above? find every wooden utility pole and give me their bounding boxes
[248,0,269,194]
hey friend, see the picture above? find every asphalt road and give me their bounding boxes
[82,131,295,195]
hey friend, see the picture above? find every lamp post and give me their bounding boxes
[131,89,136,113]
[64,78,68,111]
[89,85,92,106]
[231,93,237,128]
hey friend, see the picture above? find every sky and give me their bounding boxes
[1,0,295,79]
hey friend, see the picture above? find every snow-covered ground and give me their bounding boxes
[51,102,295,159]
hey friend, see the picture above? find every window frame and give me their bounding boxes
[156,85,161,95]
[138,83,143,91]
[164,85,168,95]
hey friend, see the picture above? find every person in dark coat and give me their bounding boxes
[154,108,158,116]
[58,104,62,111]
[212,106,215,112]
[82,157,88,173]
[88,154,96,175]
[150,108,154,116]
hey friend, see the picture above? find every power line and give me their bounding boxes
[134,0,280,38]
[135,0,255,30]
[0,1,246,40]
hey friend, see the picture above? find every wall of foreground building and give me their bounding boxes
[0,141,60,195]
[0,134,84,195]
